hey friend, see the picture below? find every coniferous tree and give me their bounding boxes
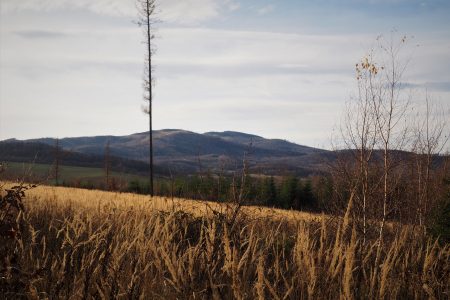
[262,176,277,207]
[280,176,298,209]
[299,180,315,210]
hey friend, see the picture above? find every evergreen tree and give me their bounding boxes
[261,176,277,207]
[299,180,315,210]
[280,176,298,209]
[244,175,258,203]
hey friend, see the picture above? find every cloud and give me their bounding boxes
[154,27,366,79]
[156,61,350,79]
[403,81,450,92]
[256,4,275,15]
[14,30,69,39]
[157,0,220,24]
[226,1,241,12]
[424,81,450,91]
[0,0,135,16]
[0,0,238,25]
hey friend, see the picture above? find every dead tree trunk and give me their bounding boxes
[137,0,156,197]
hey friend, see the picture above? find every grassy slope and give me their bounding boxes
[3,161,146,183]
[1,184,449,298]
[24,184,319,222]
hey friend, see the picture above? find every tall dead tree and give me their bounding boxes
[137,0,156,196]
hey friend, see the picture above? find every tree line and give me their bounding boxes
[127,174,329,211]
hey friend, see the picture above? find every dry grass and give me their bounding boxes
[25,185,321,222]
[2,184,449,299]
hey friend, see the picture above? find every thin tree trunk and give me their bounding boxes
[146,0,153,197]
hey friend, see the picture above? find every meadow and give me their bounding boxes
[2,161,146,187]
[1,184,449,299]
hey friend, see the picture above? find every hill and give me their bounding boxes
[3,130,332,176]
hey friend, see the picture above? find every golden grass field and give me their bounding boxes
[2,184,449,299]
[25,185,321,222]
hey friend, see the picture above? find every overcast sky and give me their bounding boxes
[1,0,449,148]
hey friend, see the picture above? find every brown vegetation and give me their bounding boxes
[1,184,449,299]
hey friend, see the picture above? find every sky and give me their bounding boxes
[0,0,449,149]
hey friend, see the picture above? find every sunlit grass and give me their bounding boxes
[2,184,448,298]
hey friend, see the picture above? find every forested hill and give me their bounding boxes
[0,141,155,175]
[2,130,333,176]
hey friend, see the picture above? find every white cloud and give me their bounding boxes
[0,0,136,16]
[224,0,240,11]
[0,0,237,25]
[155,27,367,77]
[157,0,220,24]
[256,4,275,15]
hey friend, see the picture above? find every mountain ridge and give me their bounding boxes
[1,129,330,176]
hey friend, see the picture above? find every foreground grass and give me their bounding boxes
[25,185,321,223]
[2,185,449,299]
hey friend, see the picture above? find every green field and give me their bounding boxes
[2,161,146,185]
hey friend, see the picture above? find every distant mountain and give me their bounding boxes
[204,131,317,155]
[2,130,333,176]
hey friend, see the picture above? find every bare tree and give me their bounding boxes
[370,35,412,245]
[336,34,414,245]
[338,57,378,244]
[137,0,156,196]
[411,93,449,227]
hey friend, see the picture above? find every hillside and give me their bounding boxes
[0,140,158,175]
[3,130,332,176]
